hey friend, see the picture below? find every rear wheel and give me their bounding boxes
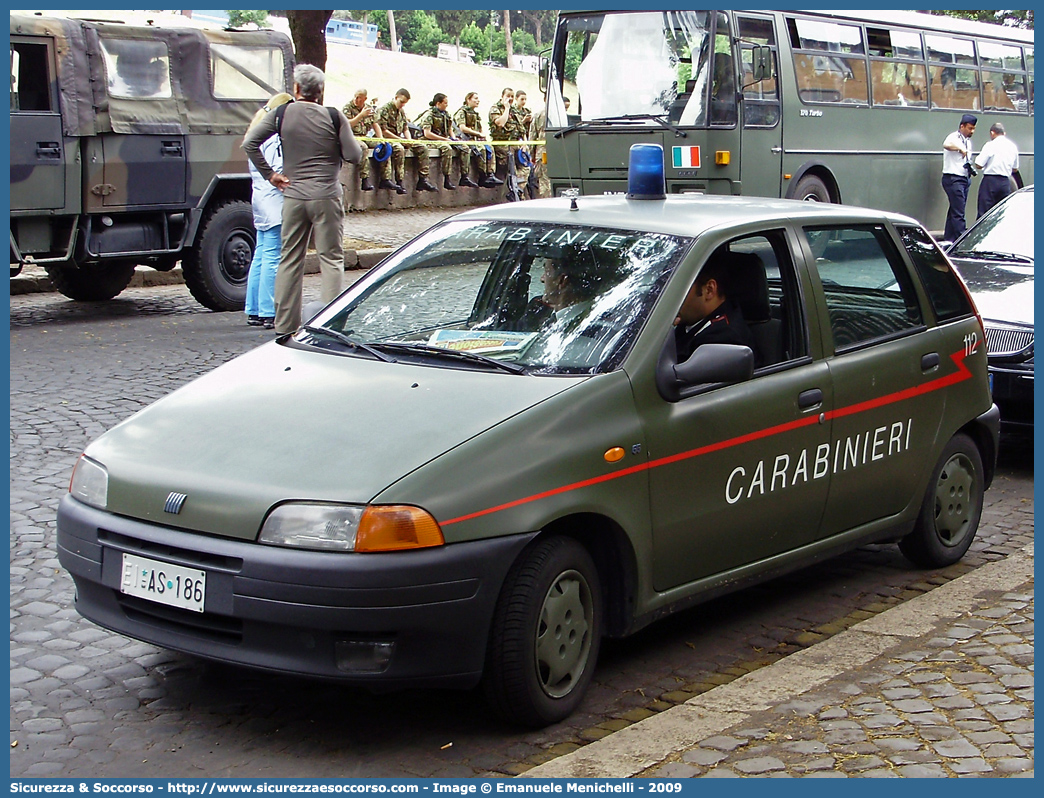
[483,536,602,727]
[182,200,254,311]
[793,173,832,203]
[899,433,984,568]
[44,261,136,301]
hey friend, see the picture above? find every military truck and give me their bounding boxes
[10,13,295,310]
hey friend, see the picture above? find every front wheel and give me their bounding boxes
[792,173,832,203]
[44,261,136,301]
[182,199,254,311]
[483,536,602,727]
[899,433,984,568]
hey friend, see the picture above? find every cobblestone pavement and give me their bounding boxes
[529,547,1033,778]
[9,277,1035,778]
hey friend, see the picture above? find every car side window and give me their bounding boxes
[100,37,172,100]
[896,226,974,322]
[696,231,807,369]
[10,42,53,112]
[805,225,924,351]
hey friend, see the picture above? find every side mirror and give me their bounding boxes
[675,343,755,386]
[538,47,551,93]
[656,334,754,402]
[749,46,773,83]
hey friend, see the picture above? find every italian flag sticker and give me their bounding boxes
[672,146,701,169]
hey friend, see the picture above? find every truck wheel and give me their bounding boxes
[899,433,984,568]
[182,200,254,311]
[793,174,832,203]
[483,536,602,727]
[44,262,136,301]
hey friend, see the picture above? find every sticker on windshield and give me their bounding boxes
[427,329,536,354]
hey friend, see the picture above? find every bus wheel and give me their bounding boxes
[794,174,832,203]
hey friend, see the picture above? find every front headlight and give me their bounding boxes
[69,455,108,509]
[258,503,444,552]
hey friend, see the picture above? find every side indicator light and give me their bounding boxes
[715,150,730,165]
[604,447,626,463]
[784,174,792,180]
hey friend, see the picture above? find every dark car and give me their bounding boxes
[946,186,1033,431]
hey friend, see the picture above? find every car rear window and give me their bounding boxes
[897,226,975,322]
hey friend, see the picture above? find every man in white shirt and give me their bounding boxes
[940,113,976,241]
[974,122,1020,218]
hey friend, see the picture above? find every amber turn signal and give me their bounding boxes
[715,150,730,166]
[604,447,626,463]
[355,505,445,552]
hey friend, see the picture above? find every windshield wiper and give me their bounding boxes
[300,325,396,362]
[953,250,1033,264]
[555,114,687,139]
[372,342,527,374]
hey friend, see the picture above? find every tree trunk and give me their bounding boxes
[504,10,514,70]
[286,10,332,71]
[387,10,398,52]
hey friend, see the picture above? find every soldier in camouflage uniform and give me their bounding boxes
[490,87,529,197]
[454,92,502,189]
[529,98,550,199]
[376,88,438,193]
[342,88,383,191]
[512,90,534,194]
[416,93,471,190]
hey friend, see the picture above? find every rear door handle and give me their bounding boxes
[798,388,823,410]
[36,142,61,159]
[921,352,940,372]
[160,140,184,157]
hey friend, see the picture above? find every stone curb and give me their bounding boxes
[523,543,1035,779]
[9,247,396,296]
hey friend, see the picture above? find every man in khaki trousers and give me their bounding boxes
[243,64,362,334]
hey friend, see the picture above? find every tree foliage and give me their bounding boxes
[319,9,561,61]
[927,9,1033,29]
[433,10,473,48]
[226,10,269,29]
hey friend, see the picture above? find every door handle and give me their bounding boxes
[160,141,184,157]
[770,146,782,154]
[36,142,61,159]
[798,388,823,410]
[921,353,940,372]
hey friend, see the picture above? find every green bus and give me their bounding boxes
[543,9,1033,231]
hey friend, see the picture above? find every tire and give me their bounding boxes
[44,261,136,301]
[899,433,984,568]
[483,536,602,728]
[182,199,254,311]
[792,173,832,203]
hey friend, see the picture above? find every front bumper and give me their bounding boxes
[989,364,1034,430]
[57,494,535,689]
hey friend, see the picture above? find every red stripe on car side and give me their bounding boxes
[440,349,973,527]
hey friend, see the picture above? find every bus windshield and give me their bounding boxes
[550,11,732,129]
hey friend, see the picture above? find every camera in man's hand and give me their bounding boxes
[964,162,977,178]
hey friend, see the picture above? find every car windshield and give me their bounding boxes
[547,11,728,128]
[303,220,687,374]
[951,189,1034,262]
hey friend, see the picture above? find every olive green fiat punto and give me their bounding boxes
[58,173,998,727]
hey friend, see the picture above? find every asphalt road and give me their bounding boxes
[9,279,1033,778]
